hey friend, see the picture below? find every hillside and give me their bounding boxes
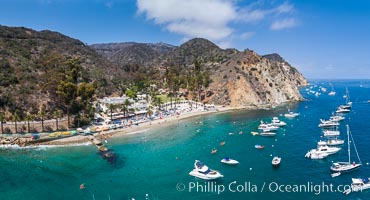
[0,25,123,120]
[0,25,307,122]
[93,38,308,108]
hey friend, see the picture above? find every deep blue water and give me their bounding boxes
[1,80,370,200]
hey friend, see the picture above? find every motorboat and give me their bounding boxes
[336,106,350,113]
[284,111,299,118]
[189,160,223,180]
[331,125,362,173]
[349,177,370,193]
[255,144,264,149]
[323,129,340,137]
[260,131,276,137]
[221,157,239,165]
[271,117,287,127]
[344,177,370,195]
[272,156,281,166]
[326,138,345,146]
[305,142,341,159]
[318,119,339,128]
[329,115,345,122]
[258,121,279,131]
[211,148,217,154]
[305,151,329,159]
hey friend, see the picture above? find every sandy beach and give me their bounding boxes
[37,106,242,146]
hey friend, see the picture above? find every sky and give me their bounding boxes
[0,0,370,79]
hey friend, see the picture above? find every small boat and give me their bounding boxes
[271,156,281,166]
[284,111,299,118]
[271,117,287,127]
[251,132,259,136]
[219,141,226,146]
[189,160,223,180]
[331,172,341,178]
[260,131,276,137]
[211,148,217,154]
[255,144,264,149]
[221,157,239,165]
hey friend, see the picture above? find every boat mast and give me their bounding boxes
[350,125,362,164]
[347,125,350,164]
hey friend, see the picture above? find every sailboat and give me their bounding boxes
[328,83,336,96]
[330,125,362,173]
[340,87,352,109]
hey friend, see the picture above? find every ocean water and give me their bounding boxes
[1,80,370,200]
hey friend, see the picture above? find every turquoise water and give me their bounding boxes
[1,80,370,200]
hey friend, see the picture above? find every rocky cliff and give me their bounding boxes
[163,38,308,108]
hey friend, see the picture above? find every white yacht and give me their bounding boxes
[271,117,287,127]
[258,122,279,131]
[336,106,350,113]
[305,142,341,159]
[323,129,340,137]
[346,177,370,194]
[329,115,345,122]
[189,160,223,180]
[272,156,281,166]
[318,119,339,128]
[331,125,362,173]
[221,157,239,165]
[284,111,299,118]
[326,138,345,146]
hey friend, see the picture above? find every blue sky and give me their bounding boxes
[0,0,369,79]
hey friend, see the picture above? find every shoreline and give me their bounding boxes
[4,102,301,148]
[24,106,242,147]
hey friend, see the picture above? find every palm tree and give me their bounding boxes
[39,106,46,132]
[0,112,4,134]
[54,110,61,131]
[147,105,153,119]
[108,104,115,121]
[26,113,33,133]
[13,113,19,134]
[123,99,131,117]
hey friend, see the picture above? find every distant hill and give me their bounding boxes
[91,42,176,66]
[93,38,308,107]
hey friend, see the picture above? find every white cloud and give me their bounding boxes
[240,32,255,40]
[275,2,294,14]
[270,18,298,30]
[137,0,298,45]
[137,0,236,41]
